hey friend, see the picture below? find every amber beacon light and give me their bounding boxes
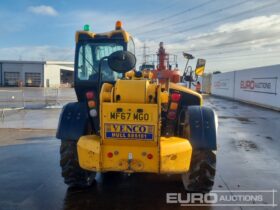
[115,20,122,29]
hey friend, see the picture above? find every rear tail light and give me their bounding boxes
[167,92,181,120]
[147,153,153,159]
[86,91,94,100]
[171,92,181,102]
[86,91,98,117]
[107,152,113,158]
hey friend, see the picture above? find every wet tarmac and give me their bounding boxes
[0,96,279,210]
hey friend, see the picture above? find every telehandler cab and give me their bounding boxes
[57,21,218,192]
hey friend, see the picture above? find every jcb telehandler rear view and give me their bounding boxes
[57,21,218,192]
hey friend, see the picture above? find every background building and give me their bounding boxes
[0,60,74,87]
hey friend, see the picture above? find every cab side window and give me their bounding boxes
[78,44,96,80]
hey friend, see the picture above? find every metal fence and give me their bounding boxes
[0,89,25,109]
[0,89,25,120]
[44,88,59,106]
[0,87,76,120]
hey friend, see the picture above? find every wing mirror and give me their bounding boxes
[108,50,136,74]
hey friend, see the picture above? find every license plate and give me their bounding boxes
[104,123,154,140]
[109,112,151,121]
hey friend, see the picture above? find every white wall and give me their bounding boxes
[211,71,235,98]
[44,64,61,87]
[211,65,280,110]
[234,65,280,109]
[44,64,74,88]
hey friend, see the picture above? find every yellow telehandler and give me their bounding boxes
[57,21,217,192]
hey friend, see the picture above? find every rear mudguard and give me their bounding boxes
[56,102,90,141]
[188,106,218,150]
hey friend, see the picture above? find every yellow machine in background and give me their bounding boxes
[57,21,217,193]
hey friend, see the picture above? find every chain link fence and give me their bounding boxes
[0,87,76,120]
[0,89,25,120]
[44,88,59,106]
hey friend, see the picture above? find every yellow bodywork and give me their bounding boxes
[75,29,131,43]
[170,82,203,105]
[77,79,198,174]
[77,135,192,173]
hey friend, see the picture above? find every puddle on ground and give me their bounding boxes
[236,140,258,151]
[265,136,273,141]
[45,105,63,109]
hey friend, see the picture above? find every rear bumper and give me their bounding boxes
[77,135,192,174]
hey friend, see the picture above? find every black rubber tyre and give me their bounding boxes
[182,150,216,193]
[60,140,96,188]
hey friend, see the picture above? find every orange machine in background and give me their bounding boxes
[140,42,181,84]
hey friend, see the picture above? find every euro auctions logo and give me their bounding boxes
[240,77,277,94]
[166,190,278,207]
[240,80,272,90]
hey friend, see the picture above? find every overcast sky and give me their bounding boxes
[0,0,280,73]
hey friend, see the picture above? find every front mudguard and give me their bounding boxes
[56,102,90,141]
[188,106,218,150]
